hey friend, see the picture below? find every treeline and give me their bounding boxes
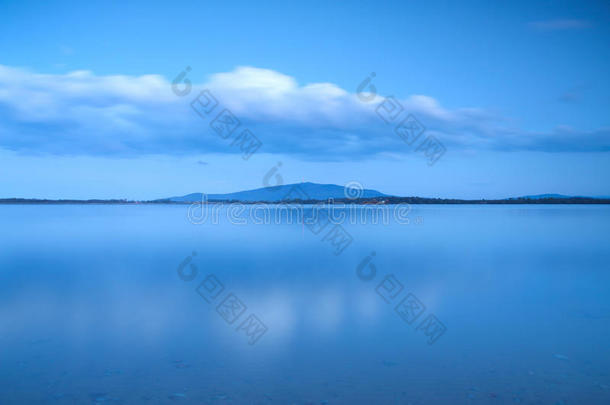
[331,196,610,204]
[2,197,609,205]
[0,198,132,204]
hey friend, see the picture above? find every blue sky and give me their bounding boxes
[0,0,609,199]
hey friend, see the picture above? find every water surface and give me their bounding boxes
[1,204,609,404]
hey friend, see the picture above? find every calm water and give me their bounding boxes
[1,204,609,404]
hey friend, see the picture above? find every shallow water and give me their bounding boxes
[1,204,609,404]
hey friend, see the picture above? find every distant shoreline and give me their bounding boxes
[1,197,609,205]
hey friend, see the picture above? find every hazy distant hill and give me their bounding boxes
[513,194,575,200]
[164,182,388,202]
[510,194,610,200]
[3,186,608,205]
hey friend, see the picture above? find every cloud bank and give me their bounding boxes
[0,64,608,159]
[528,19,592,31]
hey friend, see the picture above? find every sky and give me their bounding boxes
[0,0,609,199]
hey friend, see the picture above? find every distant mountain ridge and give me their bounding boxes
[510,193,610,200]
[165,184,610,203]
[2,185,608,204]
[162,184,610,203]
[518,194,574,199]
[164,182,388,202]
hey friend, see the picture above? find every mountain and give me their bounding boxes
[5,186,607,205]
[164,182,389,202]
[4,188,609,204]
[514,194,575,200]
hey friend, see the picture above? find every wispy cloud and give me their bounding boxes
[557,83,589,104]
[59,45,74,55]
[528,19,592,31]
[0,64,608,159]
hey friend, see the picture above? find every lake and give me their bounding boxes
[1,204,609,404]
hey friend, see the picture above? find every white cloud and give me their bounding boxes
[0,64,608,158]
[529,19,592,31]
